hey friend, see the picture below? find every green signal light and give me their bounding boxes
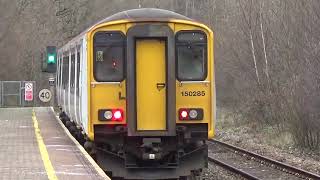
[48,55,55,64]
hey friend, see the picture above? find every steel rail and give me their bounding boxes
[208,155,261,180]
[208,139,320,179]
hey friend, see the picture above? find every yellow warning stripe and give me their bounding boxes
[32,109,58,180]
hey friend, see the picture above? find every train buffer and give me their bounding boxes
[0,107,110,180]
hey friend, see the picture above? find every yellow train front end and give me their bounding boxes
[86,9,215,179]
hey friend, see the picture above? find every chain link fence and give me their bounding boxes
[0,81,36,107]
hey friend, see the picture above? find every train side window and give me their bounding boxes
[56,55,60,87]
[93,32,125,82]
[58,55,62,88]
[76,51,80,94]
[59,55,62,88]
[63,55,69,89]
[71,53,76,88]
[176,31,207,81]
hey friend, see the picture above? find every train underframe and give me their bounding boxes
[59,112,208,180]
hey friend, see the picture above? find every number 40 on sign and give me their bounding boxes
[39,89,52,103]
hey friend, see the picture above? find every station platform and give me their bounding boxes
[0,107,110,180]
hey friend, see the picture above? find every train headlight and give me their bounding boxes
[178,108,204,120]
[104,111,113,120]
[189,110,198,119]
[98,109,124,121]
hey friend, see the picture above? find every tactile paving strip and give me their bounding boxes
[0,108,47,180]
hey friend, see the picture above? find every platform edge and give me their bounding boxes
[49,107,110,180]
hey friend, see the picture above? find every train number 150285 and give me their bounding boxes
[181,91,206,96]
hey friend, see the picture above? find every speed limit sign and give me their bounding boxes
[39,89,52,103]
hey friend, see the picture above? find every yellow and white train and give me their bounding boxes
[56,8,215,180]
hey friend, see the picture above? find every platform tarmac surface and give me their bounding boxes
[0,107,109,180]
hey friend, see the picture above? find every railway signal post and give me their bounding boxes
[46,46,57,73]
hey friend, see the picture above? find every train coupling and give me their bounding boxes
[142,152,162,160]
[141,138,162,160]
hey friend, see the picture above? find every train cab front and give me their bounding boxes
[88,13,214,179]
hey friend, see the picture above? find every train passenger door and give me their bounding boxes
[126,24,176,136]
[136,39,166,131]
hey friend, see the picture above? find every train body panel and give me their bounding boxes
[56,8,215,179]
[81,37,89,134]
[86,22,128,139]
[174,22,214,138]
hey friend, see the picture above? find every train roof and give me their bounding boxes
[96,8,192,24]
[59,8,195,52]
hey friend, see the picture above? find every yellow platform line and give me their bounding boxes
[32,109,58,180]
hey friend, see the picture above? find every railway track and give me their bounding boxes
[207,139,320,180]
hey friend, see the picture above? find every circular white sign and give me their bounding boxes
[39,89,52,103]
[25,83,33,91]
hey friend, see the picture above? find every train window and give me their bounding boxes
[63,55,69,89]
[93,32,125,82]
[71,54,75,88]
[56,56,60,88]
[76,51,80,95]
[176,31,207,81]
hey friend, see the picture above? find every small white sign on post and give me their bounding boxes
[39,89,52,103]
[25,83,33,101]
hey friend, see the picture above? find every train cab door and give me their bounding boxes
[136,39,166,131]
[127,24,176,136]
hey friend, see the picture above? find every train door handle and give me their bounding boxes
[119,92,126,100]
[156,83,166,91]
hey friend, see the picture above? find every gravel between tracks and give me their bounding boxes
[201,163,242,180]
[214,125,320,176]
[208,141,304,180]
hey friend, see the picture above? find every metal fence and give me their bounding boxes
[0,81,36,107]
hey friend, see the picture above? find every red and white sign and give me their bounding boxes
[25,83,33,101]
